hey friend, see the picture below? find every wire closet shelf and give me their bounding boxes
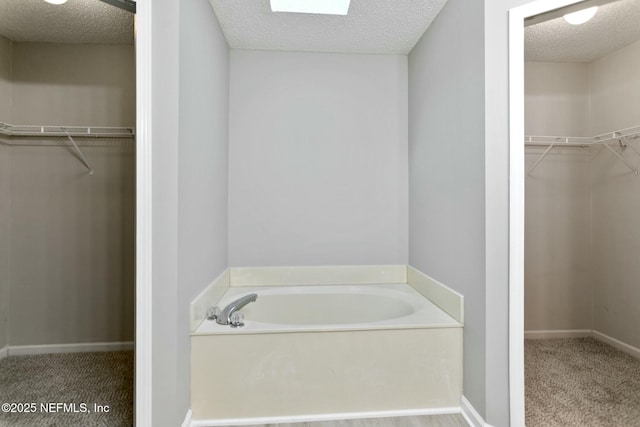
[524,125,640,176]
[0,121,136,175]
[0,121,135,138]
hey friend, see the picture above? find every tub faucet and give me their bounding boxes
[216,293,258,326]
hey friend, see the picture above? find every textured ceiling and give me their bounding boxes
[0,0,133,44]
[208,0,449,55]
[525,0,640,62]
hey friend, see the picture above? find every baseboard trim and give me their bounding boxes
[191,407,461,427]
[182,409,193,427]
[8,341,134,356]
[592,330,640,359]
[460,396,494,427]
[0,346,7,360]
[524,329,592,339]
[461,396,484,427]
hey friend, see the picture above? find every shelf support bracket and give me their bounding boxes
[527,142,555,175]
[64,130,94,175]
[602,140,638,176]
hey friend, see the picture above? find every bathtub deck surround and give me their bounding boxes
[189,265,464,423]
[190,265,463,331]
[195,284,459,334]
[229,265,407,287]
[190,269,230,331]
[407,266,464,324]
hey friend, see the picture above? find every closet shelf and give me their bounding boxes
[525,125,640,146]
[0,121,135,138]
[525,125,640,176]
[0,121,135,176]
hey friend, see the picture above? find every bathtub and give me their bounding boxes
[191,283,463,423]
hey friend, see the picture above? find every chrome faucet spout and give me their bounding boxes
[217,293,258,325]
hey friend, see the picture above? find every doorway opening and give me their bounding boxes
[510,0,640,425]
[0,1,136,425]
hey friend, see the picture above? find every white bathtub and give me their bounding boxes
[195,284,460,334]
[191,282,463,423]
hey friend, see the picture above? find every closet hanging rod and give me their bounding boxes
[525,124,640,177]
[525,125,640,146]
[524,135,594,146]
[0,121,135,138]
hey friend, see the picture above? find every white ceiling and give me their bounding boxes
[5,0,635,61]
[208,0,449,55]
[525,0,640,62]
[0,0,133,44]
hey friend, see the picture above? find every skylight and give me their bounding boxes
[270,0,351,16]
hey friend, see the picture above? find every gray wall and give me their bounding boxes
[148,0,230,425]
[9,142,134,345]
[0,35,10,351]
[178,0,230,420]
[0,35,10,120]
[11,43,135,127]
[0,40,134,347]
[525,62,590,137]
[408,0,487,418]
[589,39,640,135]
[524,62,592,332]
[590,40,640,349]
[228,50,408,267]
[149,0,180,423]
[0,141,7,351]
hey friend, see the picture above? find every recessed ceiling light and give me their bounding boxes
[270,0,350,15]
[563,6,598,25]
[43,0,68,4]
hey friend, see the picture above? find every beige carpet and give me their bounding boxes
[525,338,640,426]
[0,351,133,427]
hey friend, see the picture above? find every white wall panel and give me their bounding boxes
[229,50,408,267]
[524,61,592,332]
[11,43,134,127]
[525,61,590,136]
[5,41,135,347]
[408,0,486,419]
[524,147,592,331]
[9,143,135,345]
[0,35,11,350]
[178,0,230,421]
[589,40,640,349]
[0,35,11,120]
[589,39,640,135]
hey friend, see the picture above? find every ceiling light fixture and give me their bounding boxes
[43,0,68,4]
[270,0,350,15]
[563,6,598,25]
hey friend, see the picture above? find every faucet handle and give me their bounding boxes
[207,306,221,321]
[229,312,244,328]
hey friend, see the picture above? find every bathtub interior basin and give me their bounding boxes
[242,292,414,325]
[194,283,461,334]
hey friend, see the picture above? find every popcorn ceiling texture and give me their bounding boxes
[526,0,640,62]
[0,0,133,44]
[208,0,448,54]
